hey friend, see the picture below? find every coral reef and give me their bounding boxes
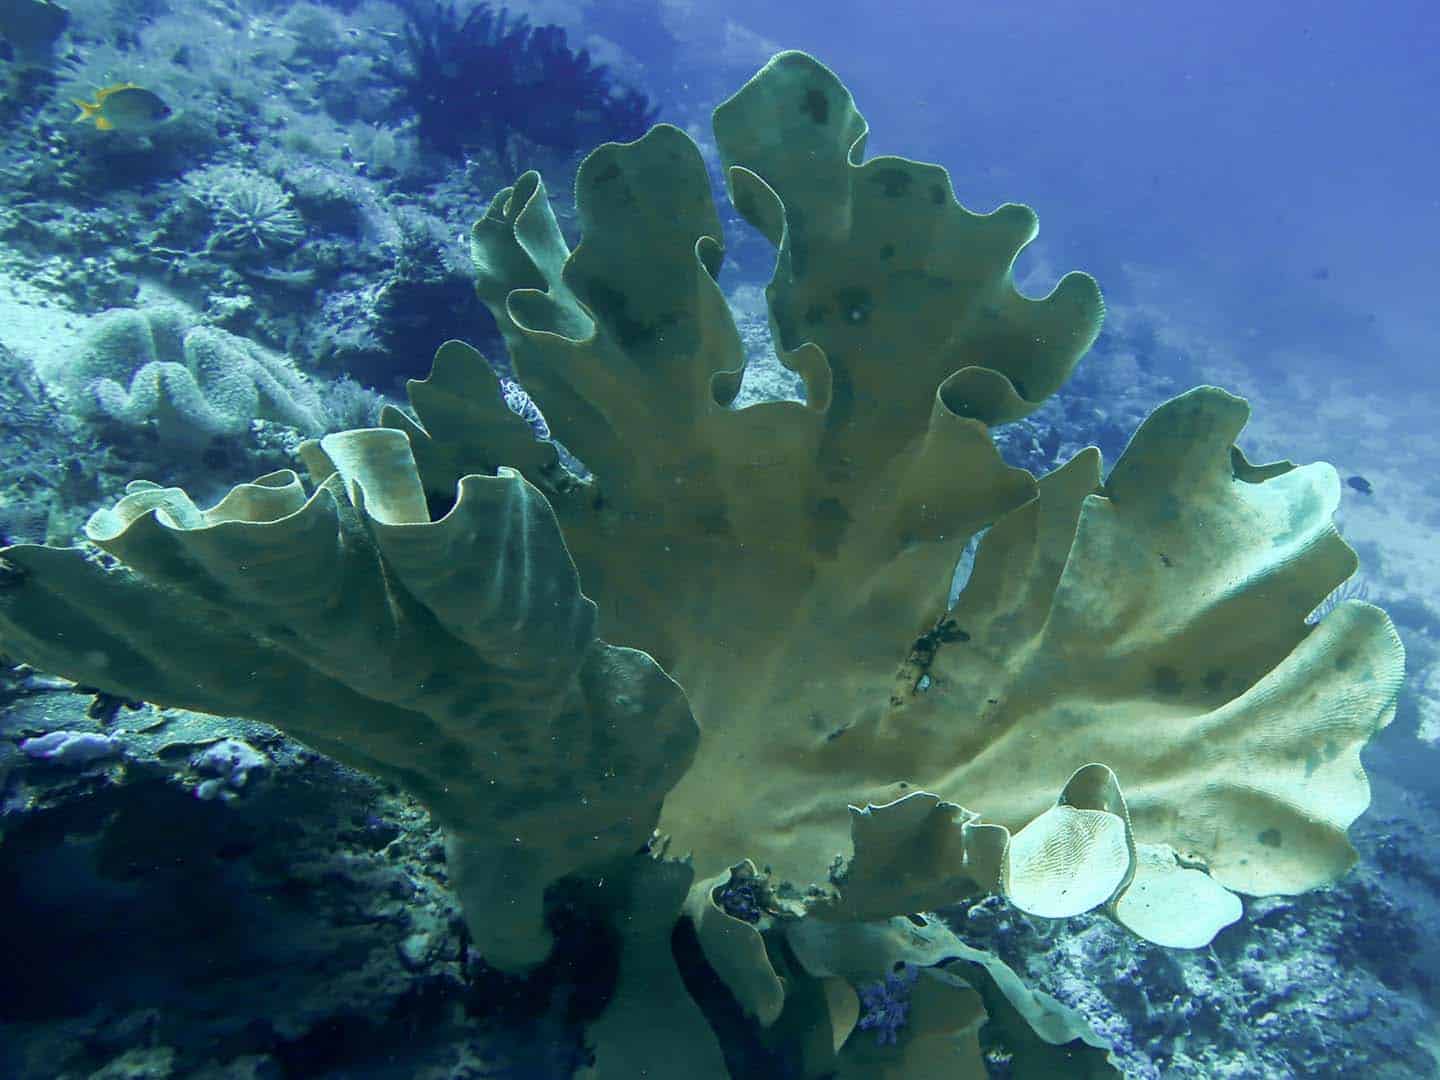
[0,679,585,1079]
[0,52,1408,1079]
[0,0,1436,1070]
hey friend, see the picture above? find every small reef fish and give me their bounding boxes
[72,84,172,133]
[1346,475,1373,495]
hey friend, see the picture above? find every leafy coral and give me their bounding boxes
[0,51,1405,1079]
[393,0,659,165]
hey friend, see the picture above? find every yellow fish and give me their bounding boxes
[72,84,172,133]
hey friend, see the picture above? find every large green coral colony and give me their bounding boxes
[0,51,1405,1077]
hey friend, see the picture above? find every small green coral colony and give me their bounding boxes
[0,52,1404,1078]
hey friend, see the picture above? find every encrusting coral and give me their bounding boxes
[0,52,1404,1078]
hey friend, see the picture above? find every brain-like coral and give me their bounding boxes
[55,305,330,446]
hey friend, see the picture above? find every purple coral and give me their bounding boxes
[714,876,764,923]
[856,962,920,1046]
[192,738,268,801]
[20,730,120,766]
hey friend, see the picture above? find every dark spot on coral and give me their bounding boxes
[450,692,491,718]
[1159,552,1173,567]
[896,617,970,698]
[813,499,852,558]
[871,168,913,198]
[1258,828,1283,848]
[1153,666,1183,695]
[1334,651,1354,672]
[801,88,829,125]
[907,634,939,665]
[661,729,692,758]
[936,619,970,644]
[880,243,895,259]
[825,362,856,428]
[987,698,999,705]
[1202,669,1227,694]
[584,278,659,350]
[787,204,812,277]
[835,286,872,326]
[506,788,551,814]
[85,691,142,723]
[697,511,732,538]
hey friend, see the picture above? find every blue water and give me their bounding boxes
[598,0,1440,385]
